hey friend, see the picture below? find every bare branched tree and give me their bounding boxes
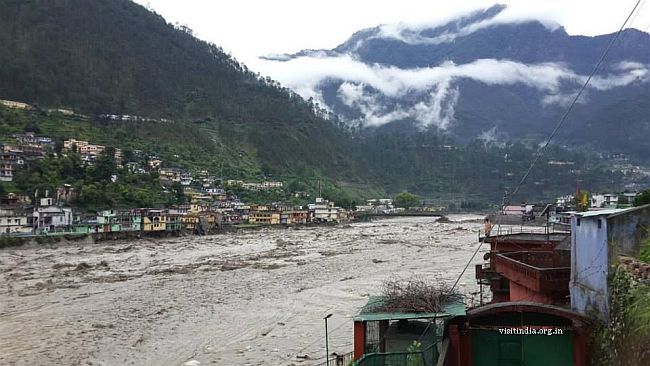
[374,277,460,313]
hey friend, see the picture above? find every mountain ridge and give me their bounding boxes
[0,0,369,183]
[0,0,643,204]
[261,4,650,160]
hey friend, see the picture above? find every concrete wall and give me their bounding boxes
[570,215,609,319]
[510,282,554,304]
[607,205,650,259]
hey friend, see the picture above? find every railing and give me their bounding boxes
[478,224,570,242]
[492,251,570,293]
[354,342,439,366]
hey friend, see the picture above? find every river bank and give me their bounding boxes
[0,215,486,366]
[0,221,330,250]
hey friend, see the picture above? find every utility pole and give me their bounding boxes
[324,313,333,366]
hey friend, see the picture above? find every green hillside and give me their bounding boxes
[0,0,639,207]
[0,0,365,181]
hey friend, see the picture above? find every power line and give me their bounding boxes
[507,0,642,205]
[449,0,643,293]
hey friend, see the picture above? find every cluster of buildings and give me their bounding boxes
[354,198,445,215]
[0,132,129,182]
[495,192,642,225]
[63,139,123,165]
[0,129,273,198]
[159,167,193,186]
[553,191,640,213]
[354,198,395,214]
[1,99,88,119]
[0,195,72,235]
[589,192,639,208]
[225,180,283,191]
[98,114,171,123]
[603,152,650,179]
[0,99,32,110]
[0,192,349,237]
[0,133,52,181]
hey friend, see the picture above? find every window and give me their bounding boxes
[577,218,581,226]
[597,219,602,229]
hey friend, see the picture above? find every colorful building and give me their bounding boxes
[97,210,122,232]
[166,213,183,232]
[142,209,167,231]
[248,210,280,225]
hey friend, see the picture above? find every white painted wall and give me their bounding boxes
[570,214,609,320]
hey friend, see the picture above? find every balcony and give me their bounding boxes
[481,232,570,253]
[493,250,570,296]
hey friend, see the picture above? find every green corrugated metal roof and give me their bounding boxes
[354,296,466,322]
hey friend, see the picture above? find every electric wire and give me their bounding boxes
[449,0,644,293]
[282,2,646,362]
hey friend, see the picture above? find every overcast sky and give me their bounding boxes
[130,0,649,129]
[133,0,649,66]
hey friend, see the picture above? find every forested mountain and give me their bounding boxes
[0,0,642,205]
[265,4,650,161]
[0,0,361,181]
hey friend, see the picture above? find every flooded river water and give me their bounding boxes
[0,215,486,366]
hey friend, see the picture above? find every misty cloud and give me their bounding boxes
[256,55,649,128]
[374,5,561,47]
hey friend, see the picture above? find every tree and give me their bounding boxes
[395,191,420,208]
[634,190,650,207]
[169,182,186,205]
[122,149,136,163]
[53,139,64,155]
[23,118,40,134]
[90,147,117,182]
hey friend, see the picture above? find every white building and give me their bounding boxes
[31,198,73,233]
[0,99,32,110]
[0,208,30,234]
[556,195,574,207]
[590,194,606,209]
[310,197,344,223]
[180,172,193,186]
[262,181,283,189]
[603,194,618,207]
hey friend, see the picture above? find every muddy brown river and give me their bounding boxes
[0,216,486,366]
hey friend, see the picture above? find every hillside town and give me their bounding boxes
[0,190,353,237]
[2,1,650,365]
[0,121,645,239]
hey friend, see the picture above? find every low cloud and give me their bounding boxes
[478,126,504,147]
[255,55,648,129]
[374,4,561,47]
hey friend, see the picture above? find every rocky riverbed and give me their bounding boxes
[0,215,486,366]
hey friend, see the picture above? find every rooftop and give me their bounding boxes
[354,296,466,322]
[575,204,650,219]
[574,208,627,217]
